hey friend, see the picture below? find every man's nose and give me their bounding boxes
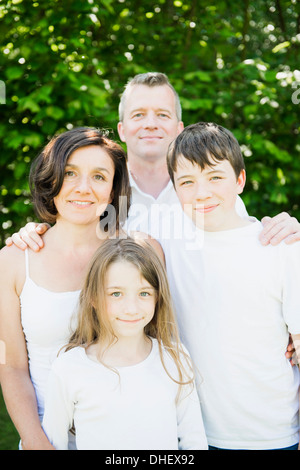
[143,112,158,128]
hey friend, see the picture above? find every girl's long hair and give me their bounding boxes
[65,238,195,394]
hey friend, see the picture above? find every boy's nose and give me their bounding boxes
[195,182,213,200]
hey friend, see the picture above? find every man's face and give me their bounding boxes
[118,84,184,164]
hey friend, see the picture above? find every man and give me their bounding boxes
[6,72,300,248]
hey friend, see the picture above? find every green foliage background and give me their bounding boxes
[0,0,300,246]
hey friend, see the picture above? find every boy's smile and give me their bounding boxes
[174,155,247,232]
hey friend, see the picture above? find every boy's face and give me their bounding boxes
[174,155,246,231]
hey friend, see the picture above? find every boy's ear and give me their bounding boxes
[236,169,246,194]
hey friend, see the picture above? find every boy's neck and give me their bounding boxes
[204,214,252,232]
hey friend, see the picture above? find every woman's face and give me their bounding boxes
[54,145,115,227]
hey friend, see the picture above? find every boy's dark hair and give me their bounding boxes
[167,122,245,183]
[29,127,131,228]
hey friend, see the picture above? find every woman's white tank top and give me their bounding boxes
[20,250,80,419]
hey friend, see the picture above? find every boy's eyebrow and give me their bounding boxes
[176,174,194,181]
[176,169,227,180]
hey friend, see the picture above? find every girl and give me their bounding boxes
[0,127,162,450]
[42,238,208,450]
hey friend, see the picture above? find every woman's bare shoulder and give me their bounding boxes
[128,230,165,265]
[0,245,26,283]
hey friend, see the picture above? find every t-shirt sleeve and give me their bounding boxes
[42,358,75,450]
[176,345,208,450]
[282,242,300,335]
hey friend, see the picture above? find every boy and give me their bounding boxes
[160,122,300,450]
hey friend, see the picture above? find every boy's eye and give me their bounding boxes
[211,176,222,181]
[181,180,193,186]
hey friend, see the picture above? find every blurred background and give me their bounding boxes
[0,0,299,448]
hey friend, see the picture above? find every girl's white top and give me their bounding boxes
[42,339,208,450]
[20,250,80,419]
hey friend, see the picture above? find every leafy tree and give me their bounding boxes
[0,0,299,246]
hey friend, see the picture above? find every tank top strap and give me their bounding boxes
[24,249,30,279]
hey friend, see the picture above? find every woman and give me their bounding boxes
[0,127,163,450]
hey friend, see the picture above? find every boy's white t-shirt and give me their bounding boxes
[42,338,208,450]
[131,207,300,450]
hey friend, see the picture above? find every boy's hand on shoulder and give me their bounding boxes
[259,212,300,246]
[5,222,50,252]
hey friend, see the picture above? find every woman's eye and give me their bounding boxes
[94,174,104,181]
[65,171,75,177]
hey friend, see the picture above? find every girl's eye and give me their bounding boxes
[181,180,193,186]
[140,291,150,297]
[111,292,122,297]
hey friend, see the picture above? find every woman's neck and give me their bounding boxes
[47,218,103,253]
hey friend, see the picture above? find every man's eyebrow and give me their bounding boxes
[129,107,172,114]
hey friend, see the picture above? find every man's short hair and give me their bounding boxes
[167,122,245,183]
[118,72,182,122]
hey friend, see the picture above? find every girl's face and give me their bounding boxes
[104,260,156,340]
[54,145,115,227]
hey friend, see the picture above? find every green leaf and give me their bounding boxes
[5,66,24,80]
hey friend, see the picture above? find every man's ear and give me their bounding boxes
[117,122,125,142]
[237,169,246,195]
